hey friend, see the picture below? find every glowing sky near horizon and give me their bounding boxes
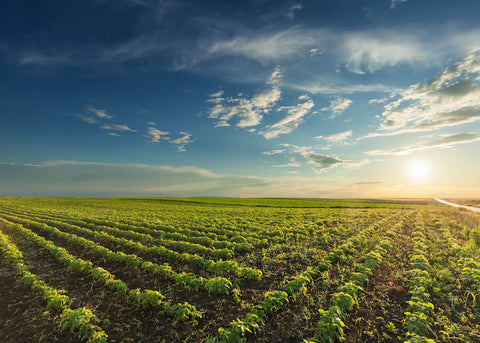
[0,0,479,197]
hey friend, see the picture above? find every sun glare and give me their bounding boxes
[408,161,430,179]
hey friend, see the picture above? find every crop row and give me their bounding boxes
[0,223,107,343]
[210,214,399,342]
[438,220,480,307]
[0,217,203,326]
[0,213,238,297]
[402,213,436,343]
[306,217,403,342]
[0,210,262,281]
[0,206,235,259]
[0,204,274,249]
[0,205,252,254]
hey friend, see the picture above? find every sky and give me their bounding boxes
[1,0,480,198]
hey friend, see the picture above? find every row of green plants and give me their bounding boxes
[422,214,475,341]
[0,217,202,325]
[1,206,235,259]
[0,205,250,256]
[209,214,399,342]
[0,213,238,297]
[402,214,436,343]
[0,210,262,281]
[0,204,269,251]
[438,219,480,307]
[305,217,403,342]
[0,224,108,342]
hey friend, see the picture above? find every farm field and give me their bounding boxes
[1,197,480,342]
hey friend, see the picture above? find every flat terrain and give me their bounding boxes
[0,197,479,342]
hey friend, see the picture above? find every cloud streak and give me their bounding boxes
[260,97,315,139]
[146,127,170,142]
[305,152,367,173]
[170,132,193,152]
[87,106,113,119]
[145,125,193,151]
[367,133,480,155]
[320,97,352,117]
[100,124,137,132]
[315,130,353,143]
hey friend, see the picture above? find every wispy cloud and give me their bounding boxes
[74,106,137,136]
[100,124,137,132]
[288,81,399,95]
[315,130,353,143]
[265,143,368,173]
[145,125,193,152]
[8,11,480,80]
[274,162,301,168]
[207,66,283,128]
[170,132,193,152]
[260,98,315,139]
[87,106,113,119]
[390,0,408,8]
[286,3,302,20]
[364,50,480,138]
[0,162,43,167]
[367,133,480,155]
[342,31,426,74]
[208,28,319,63]
[320,96,352,117]
[305,152,368,173]
[262,149,285,155]
[146,126,170,142]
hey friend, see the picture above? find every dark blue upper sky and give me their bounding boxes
[1,0,480,197]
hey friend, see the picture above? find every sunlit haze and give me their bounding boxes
[1,0,480,198]
[408,161,430,179]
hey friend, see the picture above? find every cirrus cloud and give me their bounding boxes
[367,133,480,155]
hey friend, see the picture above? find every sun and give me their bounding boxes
[408,161,430,179]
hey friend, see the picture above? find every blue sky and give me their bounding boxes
[1,0,480,197]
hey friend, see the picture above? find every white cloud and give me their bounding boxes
[100,123,137,132]
[305,152,368,173]
[315,130,353,143]
[76,114,98,124]
[170,132,193,152]
[264,143,367,173]
[208,90,224,98]
[146,126,170,143]
[274,162,301,168]
[0,162,43,167]
[321,97,352,117]
[367,133,480,155]
[286,3,302,20]
[207,66,283,128]
[260,99,315,139]
[87,106,113,119]
[391,0,408,8]
[208,28,320,62]
[145,126,193,151]
[365,50,480,138]
[289,81,400,95]
[342,32,427,74]
[262,149,284,155]
[368,97,388,105]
